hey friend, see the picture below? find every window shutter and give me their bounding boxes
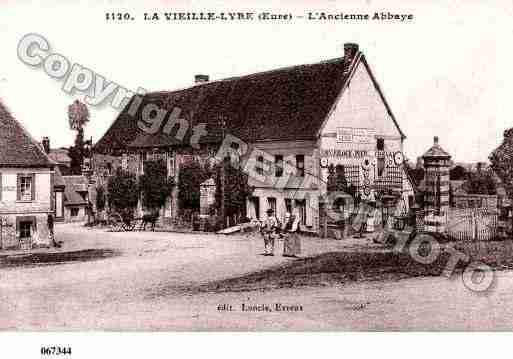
[305,155,314,178]
[305,199,313,227]
[31,173,36,201]
[0,173,2,201]
[17,174,21,201]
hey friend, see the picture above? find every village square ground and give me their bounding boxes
[2,223,513,330]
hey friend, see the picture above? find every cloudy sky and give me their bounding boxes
[0,0,511,163]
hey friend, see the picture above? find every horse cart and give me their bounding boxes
[107,212,159,232]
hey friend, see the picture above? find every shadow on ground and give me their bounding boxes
[0,249,120,269]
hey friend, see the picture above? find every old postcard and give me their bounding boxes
[1,0,513,348]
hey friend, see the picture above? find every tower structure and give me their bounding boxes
[422,136,451,232]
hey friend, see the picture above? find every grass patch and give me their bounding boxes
[0,249,120,269]
[190,239,513,294]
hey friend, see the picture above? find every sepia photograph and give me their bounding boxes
[1,1,513,355]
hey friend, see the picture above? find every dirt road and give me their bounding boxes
[0,223,511,330]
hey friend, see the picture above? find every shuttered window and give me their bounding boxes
[17,174,35,201]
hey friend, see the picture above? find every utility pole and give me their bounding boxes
[83,137,94,226]
[218,116,227,228]
[0,217,3,250]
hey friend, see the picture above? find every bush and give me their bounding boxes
[139,159,175,211]
[178,161,215,210]
[107,168,139,214]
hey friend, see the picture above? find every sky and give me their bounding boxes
[0,0,512,163]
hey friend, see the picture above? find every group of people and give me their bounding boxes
[260,208,301,257]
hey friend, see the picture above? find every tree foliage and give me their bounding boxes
[490,128,513,200]
[68,100,90,175]
[68,99,90,131]
[462,167,497,195]
[215,159,253,218]
[177,158,252,219]
[449,165,468,181]
[69,127,85,175]
[178,160,215,210]
[107,168,139,216]
[139,160,175,210]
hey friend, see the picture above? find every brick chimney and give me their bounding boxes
[42,136,50,154]
[194,74,209,84]
[343,43,359,76]
[434,136,439,144]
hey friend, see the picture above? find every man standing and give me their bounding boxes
[261,208,278,256]
[47,213,59,248]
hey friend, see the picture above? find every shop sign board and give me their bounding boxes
[337,127,375,144]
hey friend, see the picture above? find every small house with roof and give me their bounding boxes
[62,175,90,222]
[0,98,56,249]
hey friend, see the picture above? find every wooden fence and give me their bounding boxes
[446,208,498,241]
[416,208,499,241]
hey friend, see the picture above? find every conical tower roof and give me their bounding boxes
[422,136,451,160]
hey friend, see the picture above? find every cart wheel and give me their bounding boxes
[108,213,123,232]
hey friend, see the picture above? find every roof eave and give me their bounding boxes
[0,163,55,169]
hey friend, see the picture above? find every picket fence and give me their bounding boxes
[415,208,499,241]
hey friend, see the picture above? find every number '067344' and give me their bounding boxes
[40,346,72,356]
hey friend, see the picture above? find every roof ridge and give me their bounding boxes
[94,52,355,153]
[147,56,344,97]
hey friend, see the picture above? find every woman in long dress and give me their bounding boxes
[282,212,301,257]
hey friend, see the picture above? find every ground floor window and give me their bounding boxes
[19,221,32,238]
[285,198,292,214]
[267,197,276,216]
[70,208,79,217]
[295,199,306,225]
[249,197,260,219]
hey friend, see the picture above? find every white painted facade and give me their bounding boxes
[0,168,53,248]
[245,57,415,233]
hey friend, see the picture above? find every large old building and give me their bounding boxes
[94,43,415,233]
[0,99,55,249]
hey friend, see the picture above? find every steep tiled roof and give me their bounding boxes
[63,175,88,206]
[95,52,402,153]
[0,98,55,167]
